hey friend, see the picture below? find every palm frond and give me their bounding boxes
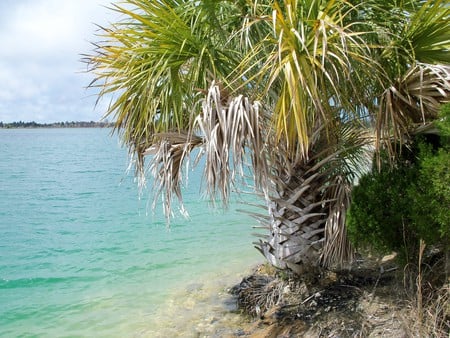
[320,177,352,268]
[195,82,270,205]
[376,63,450,157]
[401,0,450,64]
[145,131,203,221]
[237,0,376,158]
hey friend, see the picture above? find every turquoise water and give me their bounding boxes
[0,128,262,337]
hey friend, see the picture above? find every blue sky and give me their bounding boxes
[0,0,119,123]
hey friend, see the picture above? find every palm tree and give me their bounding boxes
[86,0,449,274]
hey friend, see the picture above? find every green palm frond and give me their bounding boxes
[237,0,376,158]
[400,0,450,64]
[365,0,450,160]
[320,123,373,267]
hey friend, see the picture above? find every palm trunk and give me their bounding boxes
[254,152,354,275]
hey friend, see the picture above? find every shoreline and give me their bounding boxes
[138,262,262,337]
[0,121,113,129]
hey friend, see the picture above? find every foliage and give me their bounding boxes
[435,102,450,143]
[411,105,450,244]
[347,155,418,256]
[347,105,450,261]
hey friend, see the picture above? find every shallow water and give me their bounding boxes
[0,128,262,337]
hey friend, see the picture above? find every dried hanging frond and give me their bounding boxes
[195,82,270,205]
[320,176,353,268]
[145,131,203,221]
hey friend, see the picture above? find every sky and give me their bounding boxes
[0,0,121,123]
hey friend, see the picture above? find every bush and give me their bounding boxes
[347,105,450,262]
[410,144,450,244]
[347,155,419,260]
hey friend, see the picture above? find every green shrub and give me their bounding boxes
[347,104,450,261]
[411,142,450,243]
[347,156,419,259]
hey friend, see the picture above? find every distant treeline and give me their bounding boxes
[0,121,114,129]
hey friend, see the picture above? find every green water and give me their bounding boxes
[0,128,262,337]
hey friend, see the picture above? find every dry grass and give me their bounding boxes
[401,242,450,337]
[403,283,450,337]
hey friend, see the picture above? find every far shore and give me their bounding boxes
[0,121,114,129]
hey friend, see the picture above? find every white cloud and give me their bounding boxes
[0,0,118,123]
